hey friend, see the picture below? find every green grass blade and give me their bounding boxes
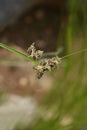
[62,48,87,59]
[0,43,38,64]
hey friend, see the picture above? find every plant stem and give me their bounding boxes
[0,43,38,64]
[62,48,87,59]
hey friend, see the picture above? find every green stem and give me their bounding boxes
[0,43,38,64]
[62,48,87,59]
[43,52,57,57]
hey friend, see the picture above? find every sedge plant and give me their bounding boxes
[0,42,87,79]
[0,1,87,130]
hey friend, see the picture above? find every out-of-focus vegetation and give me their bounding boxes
[0,0,87,130]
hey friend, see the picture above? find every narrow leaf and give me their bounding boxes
[0,43,38,64]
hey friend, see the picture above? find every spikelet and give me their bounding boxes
[27,43,43,60]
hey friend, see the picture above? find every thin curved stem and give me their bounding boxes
[62,48,87,59]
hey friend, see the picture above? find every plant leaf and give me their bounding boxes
[0,43,38,64]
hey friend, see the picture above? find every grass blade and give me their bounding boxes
[0,43,38,64]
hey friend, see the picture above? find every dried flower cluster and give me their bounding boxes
[27,43,61,79]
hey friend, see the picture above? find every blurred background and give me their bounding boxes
[0,0,87,130]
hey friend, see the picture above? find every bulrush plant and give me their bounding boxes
[0,42,87,79]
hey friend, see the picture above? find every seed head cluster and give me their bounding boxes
[27,43,61,79]
[27,43,43,60]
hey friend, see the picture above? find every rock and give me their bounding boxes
[0,0,38,30]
